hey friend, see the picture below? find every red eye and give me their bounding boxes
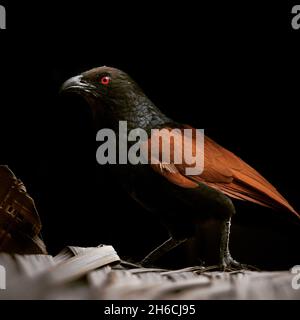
[100,76,111,85]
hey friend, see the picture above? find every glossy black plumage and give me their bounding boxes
[61,66,298,269]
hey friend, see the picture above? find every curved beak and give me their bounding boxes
[60,75,100,120]
[61,75,85,92]
[60,75,98,96]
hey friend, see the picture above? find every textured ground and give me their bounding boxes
[0,245,299,300]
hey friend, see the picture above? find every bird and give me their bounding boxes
[61,66,299,270]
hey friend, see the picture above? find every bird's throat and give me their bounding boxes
[111,96,171,133]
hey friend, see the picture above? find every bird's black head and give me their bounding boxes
[61,66,140,118]
[61,66,170,130]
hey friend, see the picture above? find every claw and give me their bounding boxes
[220,254,259,272]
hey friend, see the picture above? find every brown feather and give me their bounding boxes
[144,126,299,219]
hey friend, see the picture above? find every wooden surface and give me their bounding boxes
[0,245,300,300]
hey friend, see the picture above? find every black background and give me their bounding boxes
[0,1,299,270]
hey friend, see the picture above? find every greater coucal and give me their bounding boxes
[61,66,299,270]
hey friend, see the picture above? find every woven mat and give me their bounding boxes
[0,245,299,299]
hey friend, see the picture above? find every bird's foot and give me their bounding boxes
[219,254,259,272]
[196,255,259,273]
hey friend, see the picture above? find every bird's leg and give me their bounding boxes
[219,217,242,270]
[219,217,258,271]
[140,237,187,267]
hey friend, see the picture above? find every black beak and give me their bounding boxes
[60,75,98,96]
[60,75,101,120]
